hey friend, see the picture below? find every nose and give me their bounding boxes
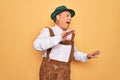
[69,16,72,20]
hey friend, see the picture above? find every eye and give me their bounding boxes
[67,14,69,17]
[67,15,68,17]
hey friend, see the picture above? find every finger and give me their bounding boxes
[93,55,98,58]
[61,30,75,39]
[65,30,75,36]
[67,30,75,34]
[92,50,100,56]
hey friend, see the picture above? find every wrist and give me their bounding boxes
[87,54,92,59]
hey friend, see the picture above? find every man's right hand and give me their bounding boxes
[61,30,75,41]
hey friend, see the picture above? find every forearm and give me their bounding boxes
[33,35,62,51]
[74,47,88,62]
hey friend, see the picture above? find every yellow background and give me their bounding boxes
[0,0,120,80]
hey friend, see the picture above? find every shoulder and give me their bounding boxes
[40,27,55,35]
[39,27,50,36]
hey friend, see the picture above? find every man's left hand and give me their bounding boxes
[87,50,100,59]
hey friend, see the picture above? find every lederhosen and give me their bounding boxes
[39,27,75,80]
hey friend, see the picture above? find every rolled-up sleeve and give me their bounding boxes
[33,28,62,51]
[74,46,88,62]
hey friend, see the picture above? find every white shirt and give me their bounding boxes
[33,25,88,62]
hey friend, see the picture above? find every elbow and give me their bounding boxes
[33,42,38,50]
[33,41,41,51]
[33,41,47,51]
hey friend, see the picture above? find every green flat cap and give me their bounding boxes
[51,5,75,21]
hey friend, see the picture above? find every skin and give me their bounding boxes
[55,11,75,40]
[55,11,100,59]
[55,11,72,31]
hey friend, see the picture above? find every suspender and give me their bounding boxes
[46,27,75,63]
[69,33,75,63]
[46,27,54,60]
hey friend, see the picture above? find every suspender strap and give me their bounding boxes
[68,33,75,63]
[47,27,55,37]
[46,27,75,63]
[46,27,55,60]
[59,40,73,45]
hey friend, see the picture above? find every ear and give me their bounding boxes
[56,15,60,20]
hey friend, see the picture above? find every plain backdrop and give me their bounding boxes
[0,0,120,80]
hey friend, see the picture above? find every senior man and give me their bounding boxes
[33,5,100,80]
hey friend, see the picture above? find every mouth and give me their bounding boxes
[66,22,71,25]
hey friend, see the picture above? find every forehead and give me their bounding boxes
[59,11,71,16]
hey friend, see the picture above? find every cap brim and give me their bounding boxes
[51,9,75,21]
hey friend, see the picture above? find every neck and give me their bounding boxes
[57,25,67,31]
[55,23,67,31]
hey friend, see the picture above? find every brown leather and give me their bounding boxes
[39,27,75,80]
[40,58,70,80]
[45,27,55,60]
[46,27,75,62]
[59,40,73,45]
[69,33,75,63]
[47,27,55,37]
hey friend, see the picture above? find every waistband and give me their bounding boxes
[43,57,70,65]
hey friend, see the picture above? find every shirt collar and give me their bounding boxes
[54,24,63,34]
[53,24,71,38]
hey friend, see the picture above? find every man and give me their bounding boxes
[33,5,100,80]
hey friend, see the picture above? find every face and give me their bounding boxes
[56,11,72,31]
